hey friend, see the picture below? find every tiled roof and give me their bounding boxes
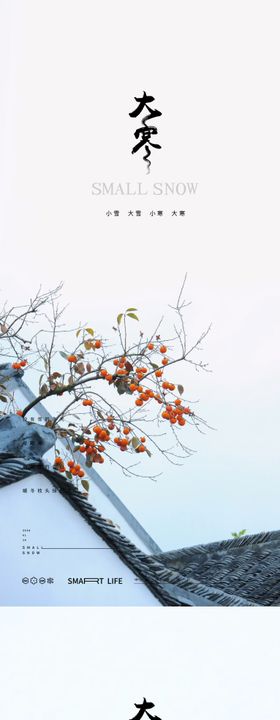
[153,532,280,606]
[0,453,180,606]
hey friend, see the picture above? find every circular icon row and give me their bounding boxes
[22,577,54,585]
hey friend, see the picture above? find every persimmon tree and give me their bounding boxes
[0,277,211,490]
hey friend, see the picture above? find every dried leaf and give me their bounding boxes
[84,340,93,350]
[125,361,133,372]
[177,384,184,395]
[45,419,54,428]
[0,324,8,334]
[76,329,82,338]
[40,384,49,397]
[60,351,69,360]
[0,394,8,402]
[81,479,90,492]
[74,362,85,375]
[86,362,92,372]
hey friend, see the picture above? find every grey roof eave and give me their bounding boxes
[11,376,162,555]
[0,456,180,606]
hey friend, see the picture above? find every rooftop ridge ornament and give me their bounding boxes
[129,91,162,174]
[0,413,55,462]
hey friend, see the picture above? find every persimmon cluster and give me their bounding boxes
[12,360,27,369]
[78,429,107,464]
[54,456,85,477]
[11,336,195,489]
[162,400,191,426]
[67,460,85,477]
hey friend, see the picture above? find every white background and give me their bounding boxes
[0,473,160,605]
[0,0,280,549]
[0,609,279,719]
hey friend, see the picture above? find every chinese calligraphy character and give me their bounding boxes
[129,91,162,174]
[130,698,162,720]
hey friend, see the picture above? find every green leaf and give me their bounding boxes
[76,329,82,338]
[65,471,73,481]
[0,395,8,402]
[116,379,127,395]
[231,529,247,538]
[117,313,123,325]
[86,328,94,336]
[60,351,69,360]
[81,479,90,492]
[132,436,140,449]
[126,307,137,312]
[145,447,152,458]
[126,313,139,321]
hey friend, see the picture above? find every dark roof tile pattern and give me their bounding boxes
[153,532,280,606]
[1,451,278,606]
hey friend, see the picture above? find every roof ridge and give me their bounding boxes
[155,529,280,561]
